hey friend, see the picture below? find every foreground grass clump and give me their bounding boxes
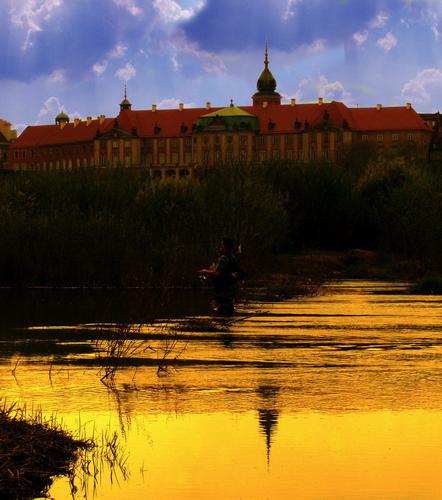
[410,276,442,295]
[0,402,90,499]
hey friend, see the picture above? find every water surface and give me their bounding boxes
[1,281,442,499]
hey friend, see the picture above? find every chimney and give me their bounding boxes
[406,102,412,110]
[60,122,67,130]
[376,104,382,111]
[99,114,106,124]
[290,98,296,107]
[318,97,324,106]
[152,104,157,113]
[206,101,211,110]
[179,103,184,111]
[86,116,92,126]
[74,118,81,128]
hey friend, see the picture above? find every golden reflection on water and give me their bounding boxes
[48,410,442,499]
[1,281,442,498]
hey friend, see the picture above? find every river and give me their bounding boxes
[1,281,442,499]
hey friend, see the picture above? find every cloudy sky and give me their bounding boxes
[2,0,442,132]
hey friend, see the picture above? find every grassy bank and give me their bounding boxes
[0,402,90,499]
[0,155,440,287]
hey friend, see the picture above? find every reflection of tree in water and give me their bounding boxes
[257,384,280,468]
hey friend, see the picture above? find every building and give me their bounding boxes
[0,119,17,169]
[8,48,432,175]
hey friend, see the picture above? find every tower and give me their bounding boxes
[120,85,132,111]
[252,43,281,107]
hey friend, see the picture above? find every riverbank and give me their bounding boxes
[0,404,90,499]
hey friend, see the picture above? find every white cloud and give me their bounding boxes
[370,12,389,29]
[376,32,397,52]
[282,0,301,22]
[170,34,226,75]
[36,96,80,125]
[109,43,128,59]
[291,75,352,104]
[47,69,65,83]
[9,0,63,50]
[156,98,196,109]
[307,39,326,53]
[112,0,142,16]
[91,43,128,77]
[401,68,442,104]
[92,61,108,76]
[115,62,137,81]
[353,31,368,45]
[153,0,196,22]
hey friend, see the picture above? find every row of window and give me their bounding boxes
[362,133,415,142]
[14,157,95,170]
[14,145,93,160]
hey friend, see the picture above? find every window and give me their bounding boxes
[185,138,192,147]
[215,135,221,144]
[226,150,233,162]
[377,134,384,142]
[227,136,233,144]
[286,150,293,160]
[215,150,222,162]
[158,139,166,148]
[407,133,414,141]
[240,135,248,145]
[285,135,293,145]
[166,169,176,177]
[112,141,119,148]
[272,149,280,160]
[239,150,248,161]
[171,152,179,164]
[22,150,26,159]
[392,133,399,141]
[258,136,266,146]
[171,138,179,148]
[272,136,280,146]
[203,135,209,145]
[185,152,192,164]
[322,150,329,160]
[362,134,369,141]
[259,150,267,162]
[159,152,166,164]
[124,156,131,167]
[203,150,210,163]
[179,169,190,178]
[14,151,19,159]
[124,140,131,148]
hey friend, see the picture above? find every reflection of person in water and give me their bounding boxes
[198,237,241,315]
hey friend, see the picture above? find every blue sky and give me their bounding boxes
[2,0,442,132]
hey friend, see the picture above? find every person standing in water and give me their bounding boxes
[198,237,242,315]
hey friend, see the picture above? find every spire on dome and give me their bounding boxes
[120,84,132,111]
[252,42,281,106]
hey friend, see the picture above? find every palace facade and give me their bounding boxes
[8,49,433,175]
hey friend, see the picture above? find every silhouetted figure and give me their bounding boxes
[198,237,242,315]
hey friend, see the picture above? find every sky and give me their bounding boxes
[2,0,442,133]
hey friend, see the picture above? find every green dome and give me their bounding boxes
[55,111,70,124]
[202,103,255,119]
[56,112,69,120]
[257,67,277,93]
[197,103,258,132]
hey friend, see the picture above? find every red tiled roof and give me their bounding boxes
[11,118,114,148]
[348,106,430,131]
[11,102,430,148]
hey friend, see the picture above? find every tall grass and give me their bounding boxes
[0,155,440,287]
